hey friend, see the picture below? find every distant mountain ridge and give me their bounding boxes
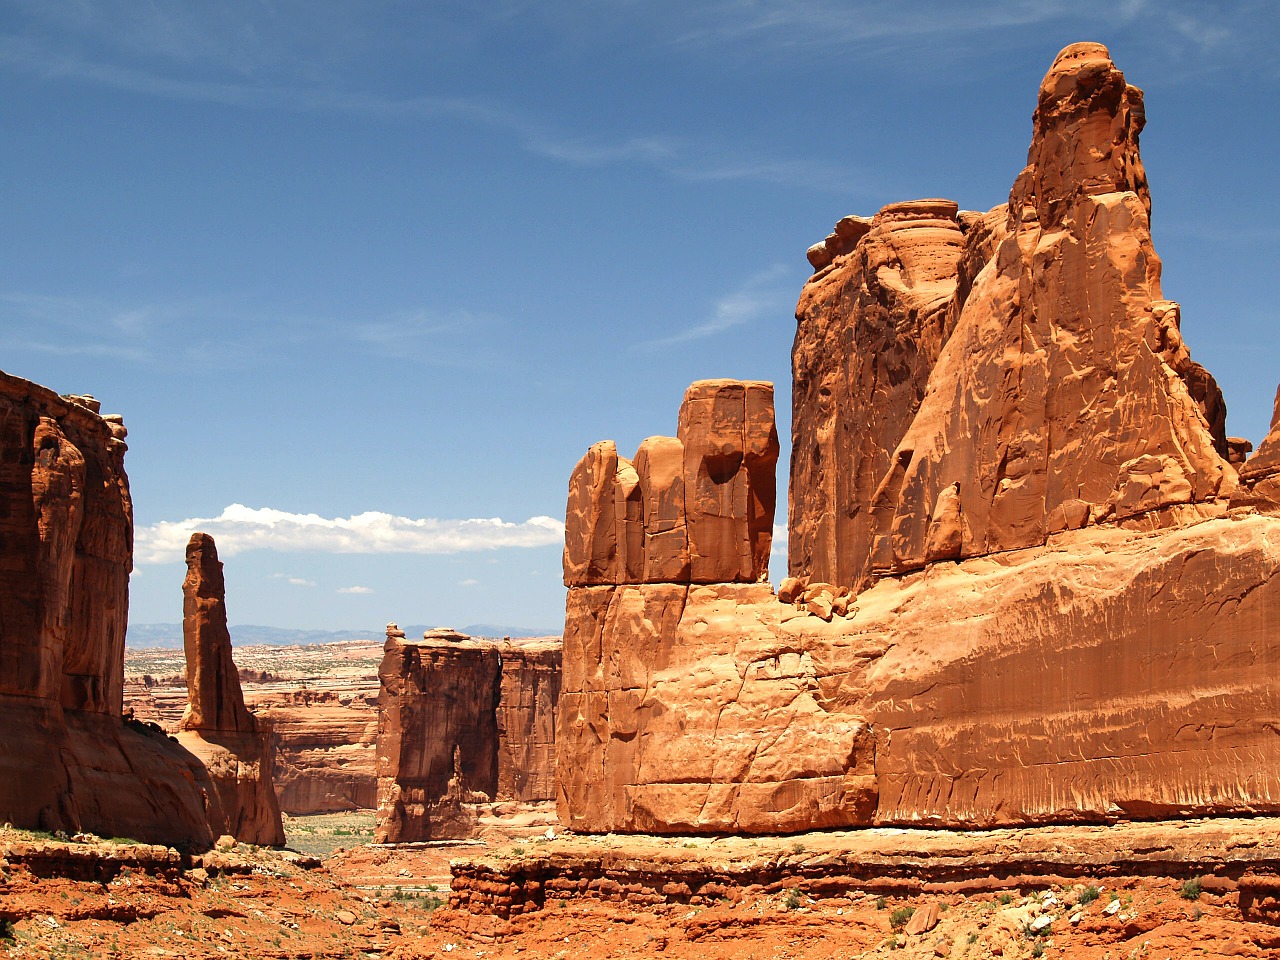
[126,622,562,649]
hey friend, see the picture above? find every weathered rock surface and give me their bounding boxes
[375,627,561,842]
[174,533,286,846]
[557,44,1280,835]
[564,379,779,588]
[497,637,562,803]
[0,370,218,847]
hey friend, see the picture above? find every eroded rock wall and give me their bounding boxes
[0,371,217,847]
[375,627,563,842]
[497,638,562,803]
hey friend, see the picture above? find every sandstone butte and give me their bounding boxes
[173,532,286,846]
[375,625,561,842]
[558,42,1280,836]
[0,372,271,848]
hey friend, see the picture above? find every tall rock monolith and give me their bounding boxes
[175,533,285,846]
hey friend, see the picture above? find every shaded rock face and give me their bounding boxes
[175,533,285,846]
[557,44,1280,835]
[497,638,562,803]
[0,372,218,847]
[375,628,561,842]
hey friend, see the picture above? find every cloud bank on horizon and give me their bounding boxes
[134,504,566,565]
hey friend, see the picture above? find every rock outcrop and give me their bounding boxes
[0,372,219,846]
[557,43,1280,835]
[564,379,779,587]
[375,627,561,842]
[174,533,285,846]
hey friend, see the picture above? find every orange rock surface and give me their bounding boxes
[564,379,779,588]
[557,43,1280,836]
[174,533,286,846]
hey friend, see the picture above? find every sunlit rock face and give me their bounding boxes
[556,43,1280,835]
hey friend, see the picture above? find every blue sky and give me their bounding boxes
[3,1,1278,634]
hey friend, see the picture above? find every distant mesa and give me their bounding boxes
[375,623,561,842]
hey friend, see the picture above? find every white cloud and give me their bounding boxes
[288,577,315,587]
[458,578,480,587]
[337,585,373,594]
[134,503,565,564]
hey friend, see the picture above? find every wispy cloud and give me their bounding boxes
[134,503,565,564]
[337,585,373,595]
[638,264,795,348]
[458,578,481,588]
[0,290,501,369]
[269,573,316,587]
[0,26,851,191]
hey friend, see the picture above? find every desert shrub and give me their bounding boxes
[1078,885,1100,905]
[783,889,801,910]
[889,906,914,930]
[1181,878,1202,901]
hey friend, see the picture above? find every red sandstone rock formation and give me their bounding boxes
[174,533,285,846]
[375,626,561,842]
[0,372,218,846]
[565,379,779,587]
[557,43,1280,836]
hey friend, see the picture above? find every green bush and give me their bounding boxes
[889,906,914,930]
[1180,878,1203,901]
[1078,885,1101,905]
[783,889,802,910]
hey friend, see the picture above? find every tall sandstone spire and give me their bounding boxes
[176,532,285,846]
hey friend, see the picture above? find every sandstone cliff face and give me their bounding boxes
[497,637,562,803]
[174,534,285,846]
[557,43,1280,835]
[791,42,1231,588]
[0,372,218,847]
[375,628,561,842]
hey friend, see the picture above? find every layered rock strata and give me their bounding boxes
[0,372,217,846]
[174,533,285,846]
[375,627,561,842]
[450,817,1280,918]
[252,688,379,814]
[558,43,1280,835]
